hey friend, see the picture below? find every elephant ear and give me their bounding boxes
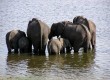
[28,20,32,26]
[73,16,78,24]
[57,22,65,36]
[51,23,57,32]
[32,18,38,22]
[84,18,90,31]
[48,23,58,39]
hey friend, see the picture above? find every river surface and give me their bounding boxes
[0,0,110,80]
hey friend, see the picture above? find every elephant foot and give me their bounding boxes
[14,49,18,53]
[8,51,11,54]
[74,50,78,53]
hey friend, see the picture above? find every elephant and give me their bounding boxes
[73,16,96,49]
[49,21,73,53]
[18,37,29,53]
[27,18,50,55]
[6,30,26,53]
[49,22,91,53]
[48,37,71,55]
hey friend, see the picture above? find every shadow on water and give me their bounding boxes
[6,51,95,76]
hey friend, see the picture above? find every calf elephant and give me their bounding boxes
[49,22,91,53]
[6,30,26,53]
[48,38,71,55]
[27,18,50,55]
[18,37,29,53]
[73,16,96,49]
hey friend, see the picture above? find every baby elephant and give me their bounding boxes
[18,37,29,53]
[6,30,26,53]
[48,38,71,55]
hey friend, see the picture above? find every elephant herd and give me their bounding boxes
[6,16,96,55]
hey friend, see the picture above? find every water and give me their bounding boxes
[0,0,110,80]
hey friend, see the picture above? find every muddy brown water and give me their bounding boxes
[0,0,110,80]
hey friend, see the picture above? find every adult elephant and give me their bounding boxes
[27,18,50,55]
[48,38,71,55]
[6,30,26,53]
[51,21,73,53]
[18,37,29,53]
[73,16,96,49]
[49,22,91,53]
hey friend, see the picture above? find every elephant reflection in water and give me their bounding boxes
[63,52,95,68]
[6,54,30,75]
[27,55,65,69]
[6,52,95,75]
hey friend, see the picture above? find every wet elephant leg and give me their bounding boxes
[33,46,39,55]
[91,32,96,50]
[73,41,81,53]
[40,37,48,55]
[40,45,46,55]
[13,43,18,53]
[83,41,89,53]
[6,41,11,53]
[14,49,18,53]
[8,46,11,53]
[66,46,71,53]
[28,39,32,53]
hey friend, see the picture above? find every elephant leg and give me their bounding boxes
[66,47,71,53]
[74,41,80,53]
[60,47,65,54]
[33,43,39,55]
[7,46,11,53]
[40,45,46,55]
[20,49,24,53]
[83,41,89,53]
[6,41,11,53]
[91,33,96,50]
[40,37,48,55]
[14,49,18,53]
[28,39,32,53]
[34,48,38,55]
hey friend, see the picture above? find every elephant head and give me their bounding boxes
[73,16,90,31]
[49,22,65,40]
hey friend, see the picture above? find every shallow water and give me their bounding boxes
[0,0,110,80]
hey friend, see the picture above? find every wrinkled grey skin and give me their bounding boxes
[49,21,73,53]
[73,16,96,49]
[48,38,71,55]
[18,37,29,53]
[6,30,26,53]
[27,18,50,55]
[49,22,91,53]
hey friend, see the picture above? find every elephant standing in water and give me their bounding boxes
[50,21,73,53]
[27,18,50,55]
[48,38,71,55]
[73,16,96,49]
[6,30,26,53]
[49,22,91,53]
[18,37,30,53]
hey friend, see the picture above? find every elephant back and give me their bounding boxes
[27,19,41,38]
[38,20,50,34]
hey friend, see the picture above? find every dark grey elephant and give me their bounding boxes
[49,22,91,53]
[50,21,73,53]
[18,37,29,53]
[73,16,96,49]
[27,18,50,55]
[6,30,26,53]
[48,38,71,55]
